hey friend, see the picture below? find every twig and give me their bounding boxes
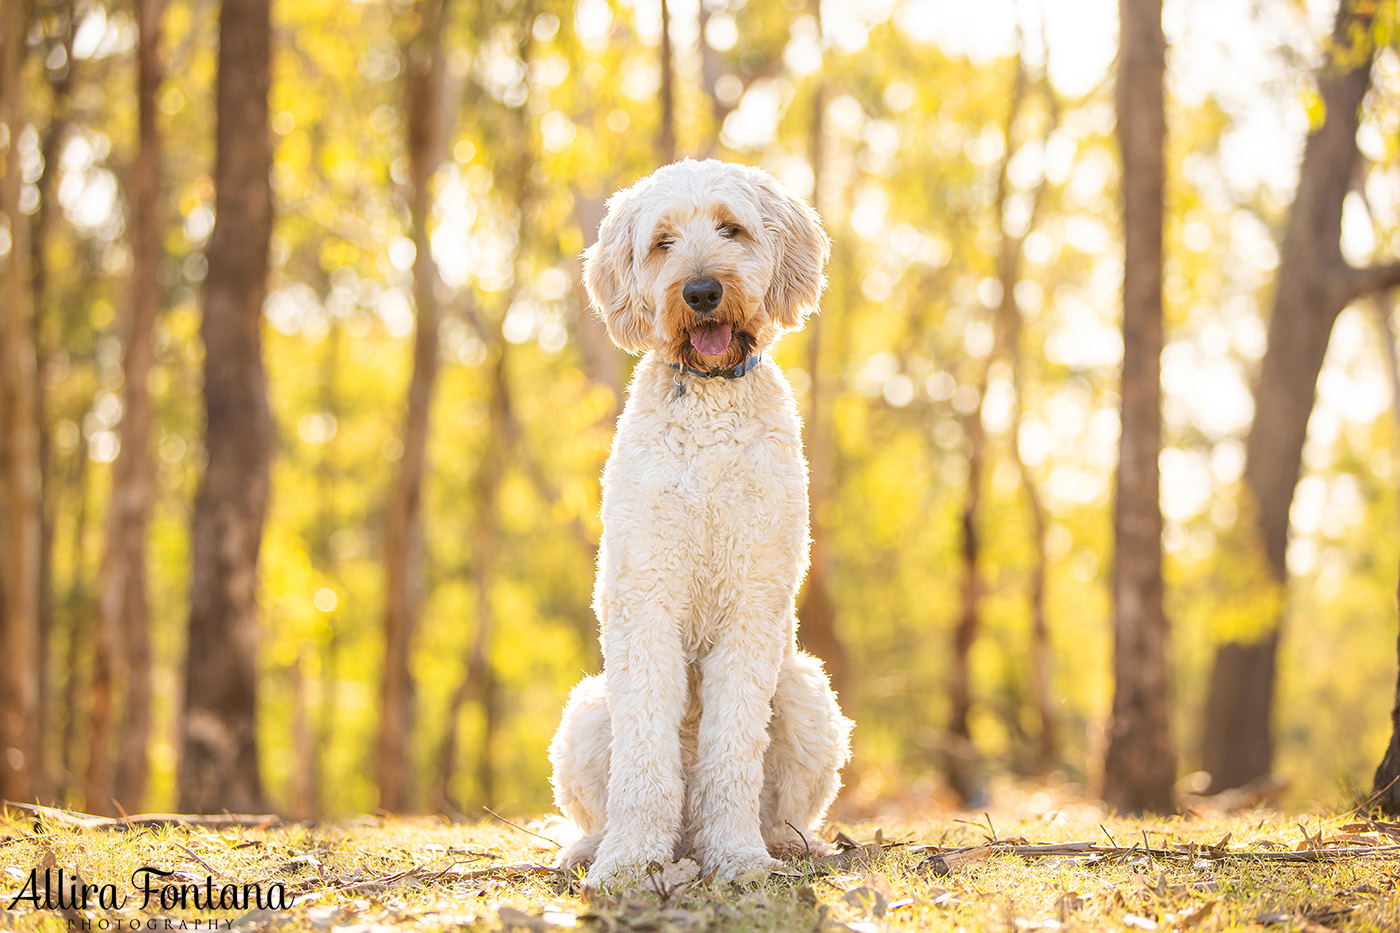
[1358,771,1400,815]
[174,842,226,879]
[785,820,811,858]
[2,801,279,831]
[902,841,1400,865]
[420,864,561,883]
[483,806,562,849]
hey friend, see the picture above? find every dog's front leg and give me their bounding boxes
[687,616,784,881]
[584,594,688,890]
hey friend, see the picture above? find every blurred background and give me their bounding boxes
[1,0,1399,820]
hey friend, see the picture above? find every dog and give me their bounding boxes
[548,159,853,889]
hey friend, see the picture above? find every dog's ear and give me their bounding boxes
[583,188,652,355]
[758,177,831,330]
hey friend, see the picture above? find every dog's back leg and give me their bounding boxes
[549,674,611,869]
[760,649,854,858]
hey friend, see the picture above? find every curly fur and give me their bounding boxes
[549,159,853,890]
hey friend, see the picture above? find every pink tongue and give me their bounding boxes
[690,323,732,357]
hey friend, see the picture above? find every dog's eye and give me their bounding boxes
[653,237,674,252]
[719,223,742,239]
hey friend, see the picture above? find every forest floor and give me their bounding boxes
[3,800,1400,932]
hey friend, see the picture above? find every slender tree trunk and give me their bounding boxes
[947,395,986,803]
[89,0,165,815]
[1022,452,1056,772]
[113,0,164,812]
[435,9,537,811]
[85,585,116,812]
[1101,0,1176,814]
[378,0,451,813]
[178,0,275,814]
[658,0,676,163]
[944,47,1059,797]
[994,54,1059,777]
[58,448,91,802]
[311,320,341,817]
[435,347,508,811]
[944,57,1013,803]
[1200,0,1400,793]
[32,0,77,802]
[696,4,723,158]
[572,192,622,414]
[0,0,42,804]
[289,656,315,819]
[796,0,850,702]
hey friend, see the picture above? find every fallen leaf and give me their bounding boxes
[658,858,701,887]
[1123,913,1159,930]
[1055,891,1084,920]
[843,885,888,918]
[734,867,770,886]
[857,871,894,899]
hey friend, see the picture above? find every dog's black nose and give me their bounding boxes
[683,276,723,314]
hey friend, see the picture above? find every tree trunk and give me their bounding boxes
[796,2,850,703]
[113,0,164,813]
[312,320,342,818]
[288,655,315,820]
[1200,0,1400,793]
[994,55,1059,777]
[0,0,42,804]
[946,398,986,803]
[572,192,622,413]
[89,0,164,815]
[1101,0,1176,814]
[657,0,676,163]
[178,0,275,814]
[57,447,91,802]
[377,0,451,813]
[32,0,78,802]
[434,346,508,811]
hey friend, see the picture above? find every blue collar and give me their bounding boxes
[666,353,762,396]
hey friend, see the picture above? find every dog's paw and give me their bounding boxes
[709,848,782,883]
[556,833,601,872]
[583,845,669,891]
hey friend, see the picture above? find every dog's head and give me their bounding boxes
[583,159,830,371]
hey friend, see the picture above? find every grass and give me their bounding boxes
[2,801,1400,931]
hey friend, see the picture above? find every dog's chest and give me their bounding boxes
[611,402,803,521]
[599,373,809,648]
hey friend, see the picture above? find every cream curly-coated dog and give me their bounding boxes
[549,159,854,889]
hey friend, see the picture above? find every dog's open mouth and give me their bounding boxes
[689,322,732,357]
